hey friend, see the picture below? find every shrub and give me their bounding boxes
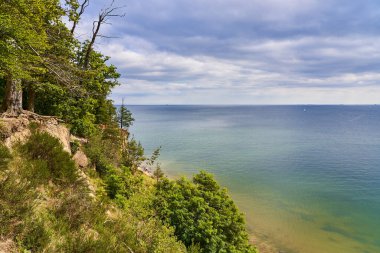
[69,112,97,137]
[121,138,145,173]
[104,166,143,206]
[154,171,256,253]
[70,140,80,154]
[85,128,126,175]
[20,131,77,183]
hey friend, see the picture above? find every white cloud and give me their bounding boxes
[73,0,380,104]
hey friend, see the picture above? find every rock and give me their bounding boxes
[0,113,72,154]
[0,117,31,149]
[73,150,89,168]
[41,123,71,153]
[0,239,17,253]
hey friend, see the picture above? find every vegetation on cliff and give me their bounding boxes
[0,1,256,252]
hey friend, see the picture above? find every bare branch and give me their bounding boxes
[70,0,90,35]
[82,1,125,69]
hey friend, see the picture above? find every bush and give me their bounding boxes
[155,171,256,253]
[121,138,145,173]
[70,140,80,154]
[20,131,77,183]
[85,128,123,175]
[70,114,97,137]
[104,166,143,206]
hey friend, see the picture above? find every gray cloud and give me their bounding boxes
[73,0,380,104]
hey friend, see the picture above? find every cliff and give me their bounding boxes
[0,113,255,253]
[0,113,186,253]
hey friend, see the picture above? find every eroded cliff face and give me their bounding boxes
[0,113,72,153]
[0,112,94,196]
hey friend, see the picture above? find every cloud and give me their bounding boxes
[74,0,380,104]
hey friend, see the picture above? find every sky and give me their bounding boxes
[72,0,380,104]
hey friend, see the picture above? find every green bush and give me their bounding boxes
[155,171,256,253]
[70,114,97,138]
[104,166,143,206]
[70,140,80,154]
[85,129,123,175]
[20,131,77,183]
[121,138,145,173]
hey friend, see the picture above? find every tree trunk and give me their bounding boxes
[2,76,23,115]
[27,83,36,112]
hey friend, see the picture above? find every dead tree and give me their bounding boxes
[83,0,125,69]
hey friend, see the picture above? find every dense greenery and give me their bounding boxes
[20,128,77,184]
[0,129,186,253]
[155,173,255,253]
[0,0,120,136]
[0,1,256,252]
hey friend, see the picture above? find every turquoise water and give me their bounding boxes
[128,105,380,253]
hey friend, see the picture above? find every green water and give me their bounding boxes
[128,105,380,253]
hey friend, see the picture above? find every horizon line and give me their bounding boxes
[115,104,379,106]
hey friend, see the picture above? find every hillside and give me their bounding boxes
[0,114,256,253]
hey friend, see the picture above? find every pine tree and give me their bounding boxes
[118,99,134,129]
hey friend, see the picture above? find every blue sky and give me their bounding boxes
[73,0,380,104]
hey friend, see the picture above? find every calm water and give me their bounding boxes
[128,105,380,253]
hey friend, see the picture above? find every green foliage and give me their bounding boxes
[122,138,145,173]
[69,111,97,137]
[153,164,165,183]
[20,130,77,183]
[85,128,123,175]
[0,0,54,79]
[70,140,80,154]
[0,0,120,134]
[155,171,256,253]
[0,143,11,170]
[148,146,162,166]
[19,219,51,252]
[117,102,134,129]
[104,166,143,205]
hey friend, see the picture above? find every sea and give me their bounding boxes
[127,105,380,253]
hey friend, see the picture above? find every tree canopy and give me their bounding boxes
[155,171,256,253]
[0,0,123,136]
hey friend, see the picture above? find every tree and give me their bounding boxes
[148,146,161,166]
[0,0,55,114]
[82,0,125,69]
[117,99,134,129]
[122,138,144,174]
[65,0,90,35]
[154,171,256,253]
[153,164,165,183]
